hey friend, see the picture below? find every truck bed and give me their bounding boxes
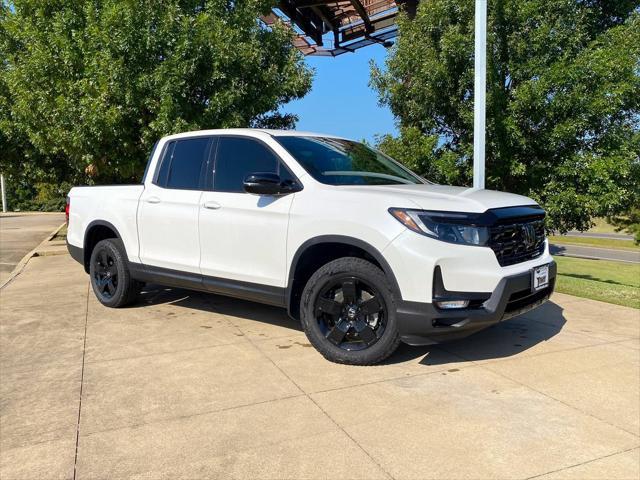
[67,184,145,264]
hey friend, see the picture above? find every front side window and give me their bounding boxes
[157,137,211,190]
[274,136,426,186]
[214,137,284,192]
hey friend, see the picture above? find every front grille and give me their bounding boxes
[489,219,545,267]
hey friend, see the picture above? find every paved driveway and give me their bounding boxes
[0,213,65,283]
[1,253,639,479]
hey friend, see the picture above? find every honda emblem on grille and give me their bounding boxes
[522,224,536,247]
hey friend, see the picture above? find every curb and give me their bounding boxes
[0,211,65,217]
[0,222,67,291]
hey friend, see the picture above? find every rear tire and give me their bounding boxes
[89,238,141,308]
[300,257,401,365]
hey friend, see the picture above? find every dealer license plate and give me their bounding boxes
[532,264,549,292]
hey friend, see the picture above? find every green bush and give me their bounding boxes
[4,175,69,212]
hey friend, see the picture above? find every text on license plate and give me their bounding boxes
[532,264,549,292]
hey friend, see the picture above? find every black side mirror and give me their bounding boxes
[243,172,289,195]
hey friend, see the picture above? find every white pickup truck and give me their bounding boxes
[67,128,555,365]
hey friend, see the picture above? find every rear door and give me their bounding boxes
[198,136,295,289]
[138,136,213,273]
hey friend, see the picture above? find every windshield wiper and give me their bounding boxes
[321,171,416,185]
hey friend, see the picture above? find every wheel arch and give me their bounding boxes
[286,235,401,320]
[83,220,123,273]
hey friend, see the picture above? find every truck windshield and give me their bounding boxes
[274,136,427,186]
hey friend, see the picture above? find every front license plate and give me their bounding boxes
[532,264,549,292]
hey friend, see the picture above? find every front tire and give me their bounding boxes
[89,238,141,308]
[300,257,401,365]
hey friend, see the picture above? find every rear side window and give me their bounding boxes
[154,142,175,187]
[213,137,280,193]
[155,137,211,190]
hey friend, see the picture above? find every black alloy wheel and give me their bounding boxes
[300,257,401,365]
[89,238,141,308]
[93,248,119,299]
[315,276,386,351]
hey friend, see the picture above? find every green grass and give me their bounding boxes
[588,217,620,235]
[553,256,640,309]
[53,224,67,240]
[549,235,639,251]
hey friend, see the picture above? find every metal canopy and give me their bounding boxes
[265,0,416,56]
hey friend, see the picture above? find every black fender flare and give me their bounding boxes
[82,220,123,271]
[286,235,402,314]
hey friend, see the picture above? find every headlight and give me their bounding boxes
[389,208,490,246]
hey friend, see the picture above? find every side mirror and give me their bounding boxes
[243,172,286,195]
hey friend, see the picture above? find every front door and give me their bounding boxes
[199,136,295,290]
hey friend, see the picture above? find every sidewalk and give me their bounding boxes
[0,212,65,284]
[1,252,638,479]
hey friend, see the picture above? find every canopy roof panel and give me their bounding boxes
[265,0,417,56]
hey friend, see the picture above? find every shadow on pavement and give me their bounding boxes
[134,284,566,366]
[136,284,303,333]
[384,301,567,366]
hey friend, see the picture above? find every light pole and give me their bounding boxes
[0,173,6,213]
[473,0,487,189]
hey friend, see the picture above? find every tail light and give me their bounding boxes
[65,196,70,224]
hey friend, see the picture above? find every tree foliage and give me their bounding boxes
[609,207,640,244]
[0,0,312,185]
[372,0,640,232]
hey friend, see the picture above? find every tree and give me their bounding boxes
[0,0,312,185]
[609,207,640,244]
[372,0,640,232]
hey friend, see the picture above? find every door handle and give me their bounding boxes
[146,196,161,204]
[202,201,221,210]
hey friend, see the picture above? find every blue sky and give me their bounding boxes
[284,45,398,143]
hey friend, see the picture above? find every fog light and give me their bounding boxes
[435,300,469,309]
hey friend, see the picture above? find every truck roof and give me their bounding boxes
[161,128,347,142]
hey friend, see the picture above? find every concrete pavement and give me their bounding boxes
[550,243,640,264]
[0,212,65,283]
[1,252,639,479]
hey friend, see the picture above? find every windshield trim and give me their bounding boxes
[374,149,431,186]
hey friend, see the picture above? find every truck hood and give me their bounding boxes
[338,184,538,213]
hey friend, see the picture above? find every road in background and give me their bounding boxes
[0,212,65,283]
[550,243,640,264]
[566,231,634,241]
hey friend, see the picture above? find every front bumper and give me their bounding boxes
[397,261,556,345]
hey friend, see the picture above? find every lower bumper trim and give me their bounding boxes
[397,261,557,345]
